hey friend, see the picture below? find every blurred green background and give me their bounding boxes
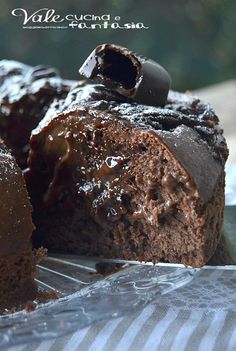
[0,0,235,90]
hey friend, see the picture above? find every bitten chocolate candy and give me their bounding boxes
[79,43,171,107]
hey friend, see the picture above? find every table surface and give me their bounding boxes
[8,81,236,351]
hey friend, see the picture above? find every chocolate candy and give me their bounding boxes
[79,44,171,107]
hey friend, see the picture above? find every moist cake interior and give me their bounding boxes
[28,103,224,267]
[0,139,37,309]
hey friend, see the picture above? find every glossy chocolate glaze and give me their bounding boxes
[0,60,75,168]
[41,83,228,166]
[0,138,34,254]
[79,44,171,107]
[27,83,227,266]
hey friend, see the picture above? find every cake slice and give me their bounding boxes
[0,60,74,168]
[0,139,36,309]
[26,82,228,268]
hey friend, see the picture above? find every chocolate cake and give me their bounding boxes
[0,42,229,314]
[0,138,36,309]
[0,60,74,168]
[26,80,228,267]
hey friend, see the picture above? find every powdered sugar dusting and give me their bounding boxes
[0,144,17,175]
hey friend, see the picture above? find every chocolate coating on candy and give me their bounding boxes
[79,44,171,107]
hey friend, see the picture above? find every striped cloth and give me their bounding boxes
[8,266,236,351]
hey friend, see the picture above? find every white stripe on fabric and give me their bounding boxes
[140,308,176,351]
[34,339,55,351]
[198,311,227,351]
[76,321,111,351]
[226,323,236,351]
[170,311,204,351]
[87,318,123,351]
[156,310,191,350]
[47,333,73,351]
[213,312,236,351]
[101,308,148,351]
[182,312,215,351]
[128,306,169,351]
[8,345,26,351]
[61,326,90,351]
[112,304,156,351]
